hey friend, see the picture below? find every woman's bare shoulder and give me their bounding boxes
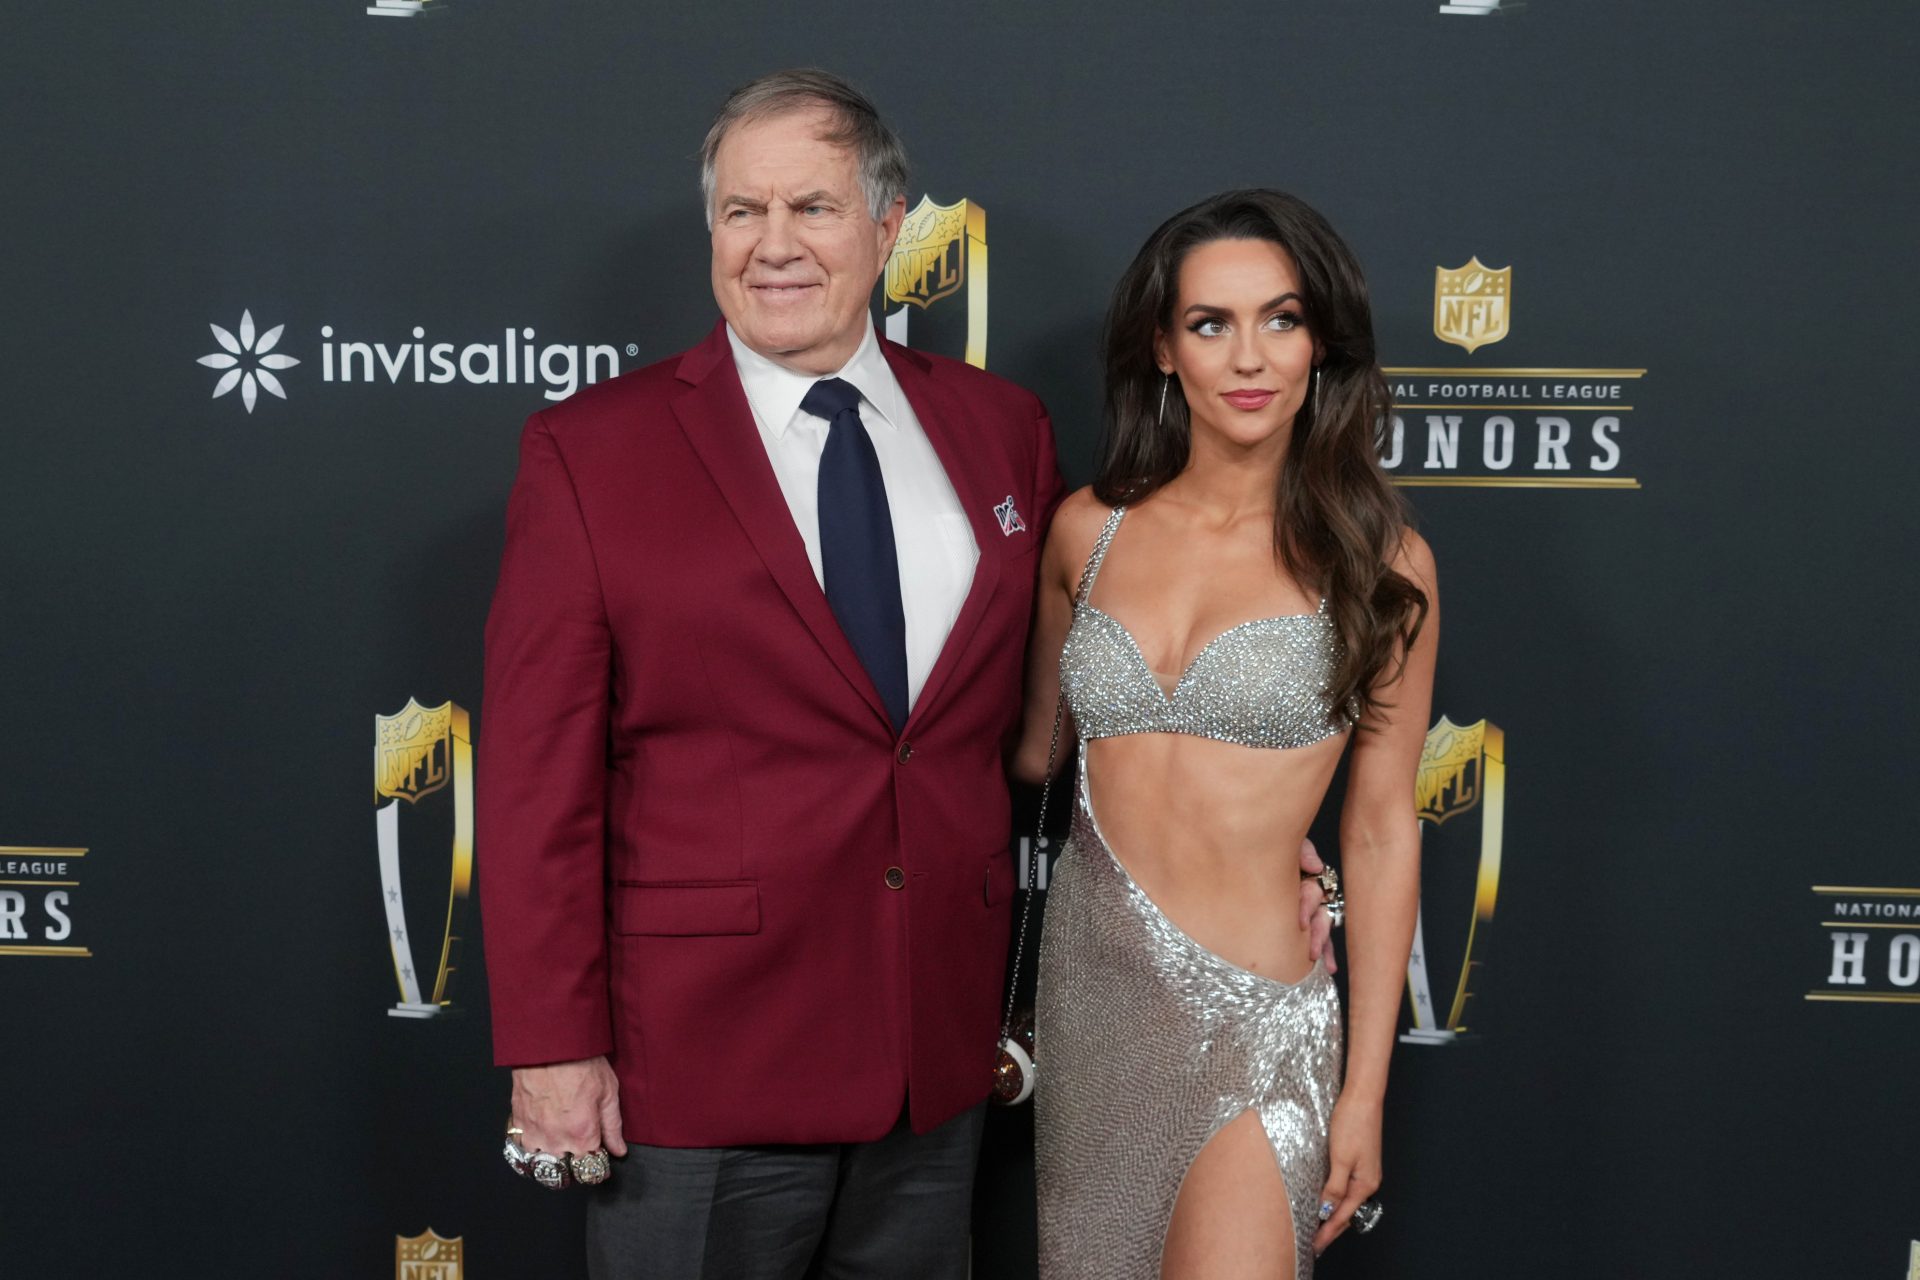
[1040,486,1114,590]
[1391,526,1438,593]
[1045,487,1112,552]
[1049,485,1113,541]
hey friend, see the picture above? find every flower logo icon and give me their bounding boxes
[198,310,299,413]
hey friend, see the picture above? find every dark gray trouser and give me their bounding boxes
[585,1102,986,1280]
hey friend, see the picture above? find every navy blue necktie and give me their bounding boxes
[802,377,908,732]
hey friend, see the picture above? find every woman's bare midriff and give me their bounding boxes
[1082,729,1347,982]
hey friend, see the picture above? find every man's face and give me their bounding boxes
[709,108,904,375]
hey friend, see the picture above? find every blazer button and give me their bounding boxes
[885,866,906,890]
[896,741,914,764]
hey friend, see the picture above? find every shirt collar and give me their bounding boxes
[725,316,905,439]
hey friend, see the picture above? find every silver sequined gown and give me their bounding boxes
[1036,505,1347,1280]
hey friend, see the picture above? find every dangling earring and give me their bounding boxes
[1308,365,1321,422]
[1157,374,1171,427]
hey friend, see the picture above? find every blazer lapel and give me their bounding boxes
[670,324,893,731]
[885,342,1006,734]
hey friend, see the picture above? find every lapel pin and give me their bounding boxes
[994,495,1027,537]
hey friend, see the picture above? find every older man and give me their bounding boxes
[479,68,1062,1277]
[479,69,1331,1278]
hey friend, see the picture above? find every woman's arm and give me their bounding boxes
[1006,488,1104,785]
[1314,528,1439,1254]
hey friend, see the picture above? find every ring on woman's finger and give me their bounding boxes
[1317,1199,1335,1221]
[502,1138,532,1177]
[570,1149,613,1186]
[1320,890,1351,932]
[529,1151,573,1191]
[1352,1198,1384,1234]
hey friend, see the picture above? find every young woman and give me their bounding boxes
[1015,189,1435,1279]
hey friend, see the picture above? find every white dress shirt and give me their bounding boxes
[725,319,979,713]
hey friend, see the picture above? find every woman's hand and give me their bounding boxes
[1296,837,1337,975]
[1312,1090,1382,1255]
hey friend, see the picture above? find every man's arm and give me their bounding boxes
[479,411,616,1070]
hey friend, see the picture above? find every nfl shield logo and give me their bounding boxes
[1433,258,1511,354]
[395,1229,463,1279]
[886,196,974,310]
[1416,715,1486,825]
[376,698,456,805]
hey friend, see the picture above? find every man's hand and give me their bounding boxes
[509,1056,627,1159]
[1297,837,1338,975]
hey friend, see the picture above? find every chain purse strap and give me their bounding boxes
[999,689,1068,1044]
[998,506,1118,1042]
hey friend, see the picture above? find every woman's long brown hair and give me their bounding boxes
[1095,189,1427,725]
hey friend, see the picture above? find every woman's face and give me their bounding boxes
[1155,237,1321,455]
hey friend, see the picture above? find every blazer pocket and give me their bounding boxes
[614,880,761,936]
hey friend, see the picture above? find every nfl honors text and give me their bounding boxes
[1812,887,1920,1005]
[1387,258,1643,491]
[0,847,88,957]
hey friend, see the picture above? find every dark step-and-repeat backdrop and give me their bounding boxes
[4,2,1915,1277]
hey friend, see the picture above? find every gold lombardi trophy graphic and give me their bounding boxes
[1402,717,1506,1044]
[376,699,473,1018]
[883,196,987,369]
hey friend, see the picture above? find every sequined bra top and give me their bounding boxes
[1059,505,1349,750]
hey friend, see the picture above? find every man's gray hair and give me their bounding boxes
[700,69,909,228]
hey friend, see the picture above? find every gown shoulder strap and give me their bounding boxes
[1074,505,1128,604]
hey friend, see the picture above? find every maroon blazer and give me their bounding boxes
[478,321,1065,1145]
